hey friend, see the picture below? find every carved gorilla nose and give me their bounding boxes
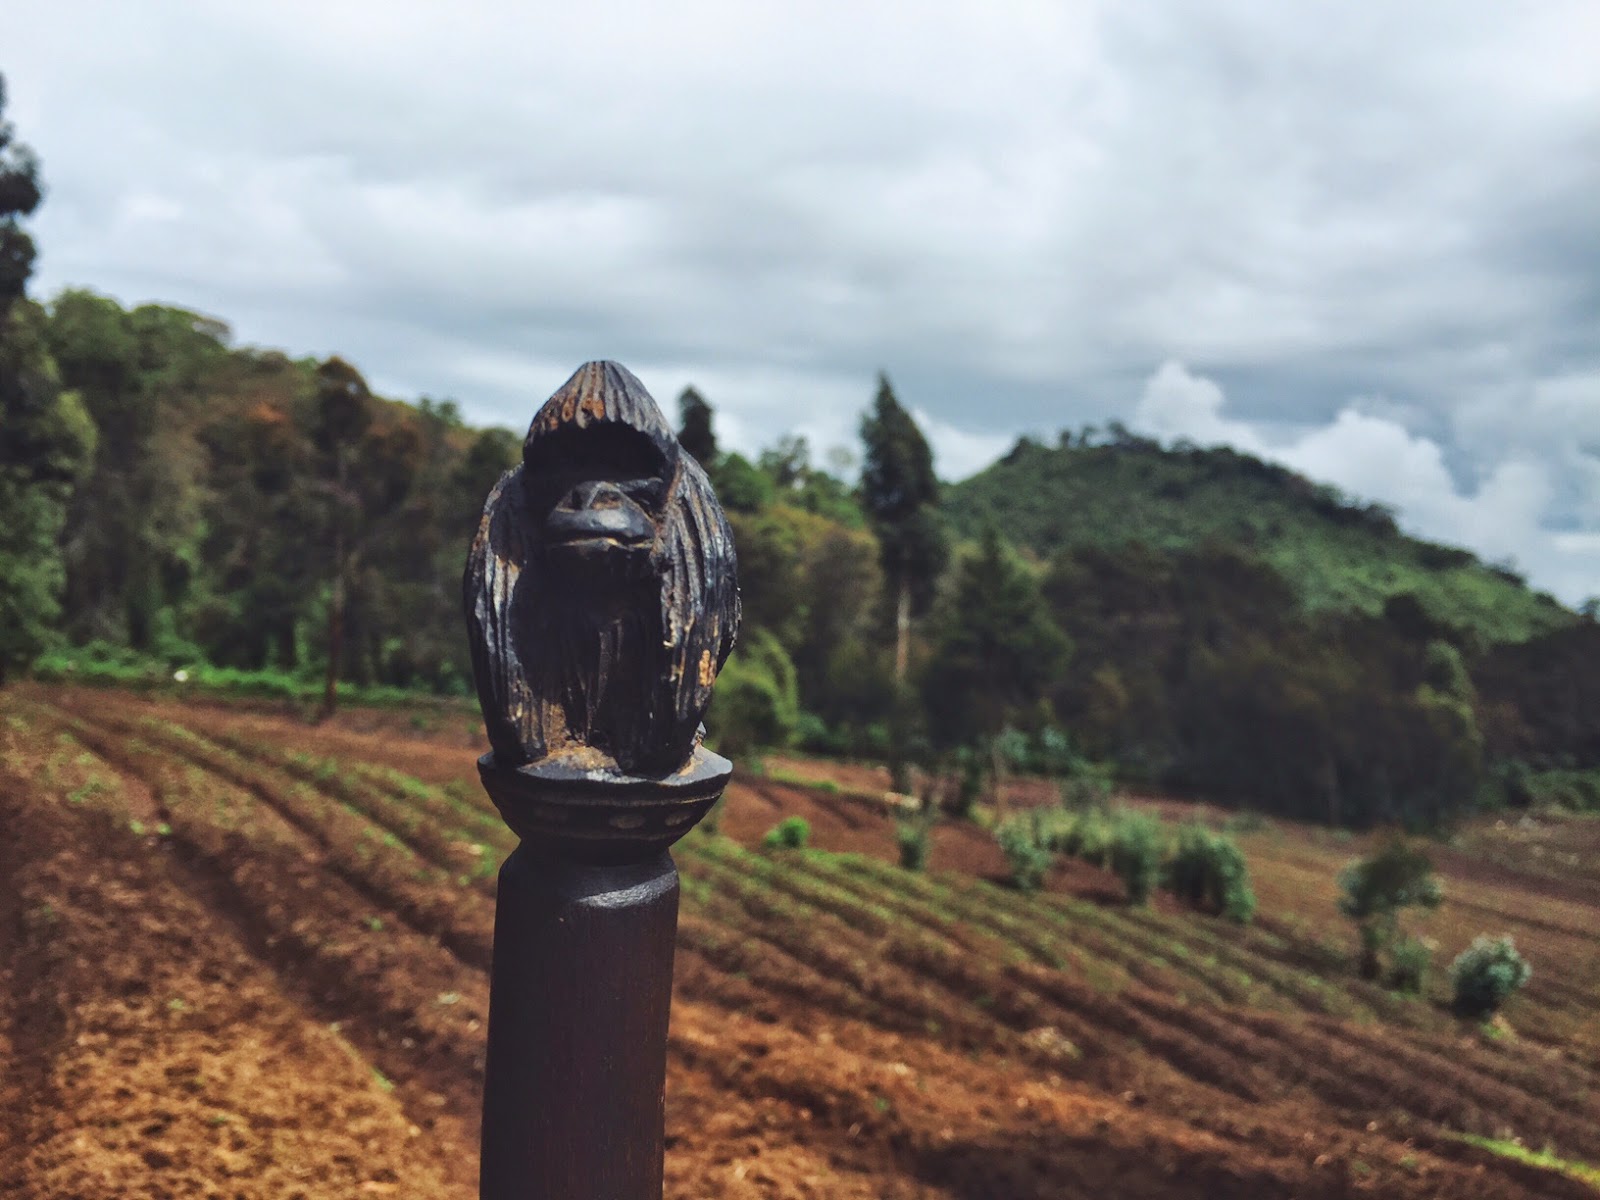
[546,478,654,547]
[563,480,625,511]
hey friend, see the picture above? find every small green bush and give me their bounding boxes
[705,629,800,756]
[995,818,1051,892]
[1338,839,1443,980]
[1222,809,1272,834]
[1167,824,1257,923]
[1048,808,1116,867]
[896,817,931,872]
[1451,935,1531,1019]
[1060,773,1112,812]
[1388,937,1432,995]
[944,746,984,821]
[762,816,810,851]
[1109,813,1163,906]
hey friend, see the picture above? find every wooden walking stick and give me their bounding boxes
[464,361,740,1200]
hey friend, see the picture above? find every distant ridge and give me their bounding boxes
[943,430,1574,645]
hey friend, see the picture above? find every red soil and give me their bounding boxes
[2,684,1597,1199]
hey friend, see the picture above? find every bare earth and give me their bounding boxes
[2,684,1598,1198]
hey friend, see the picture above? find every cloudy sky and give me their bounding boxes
[8,1,1598,603]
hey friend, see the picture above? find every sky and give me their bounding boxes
[7,1,1599,604]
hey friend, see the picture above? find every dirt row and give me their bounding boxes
[4,686,1598,1198]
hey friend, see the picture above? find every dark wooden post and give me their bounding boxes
[464,361,740,1200]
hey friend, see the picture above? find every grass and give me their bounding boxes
[30,646,475,711]
[1451,1134,1600,1188]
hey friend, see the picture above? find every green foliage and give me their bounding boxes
[1519,768,1600,813]
[994,817,1051,892]
[1450,935,1531,1019]
[762,816,811,851]
[921,528,1070,749]
[1477,622,1600,773]
[948,434,1571,645]
[896,802,935,872]
[1059,765,1113,812]
[860,372,948,687]
[28,643,448,708]
[675,385,717,467]
[1387,936,1432,995]
[1042,807,1117,867]
[859,373,944,603]
[1338,840,1443,921]
[1108,812,1163,906]
[0,74,44,316]
[1042,538,1496,830]
[0,83,98,681]
[705,628,800,757]
[1167,823,1257,923]
[710,452,773,514]
[1337,840,1443,979]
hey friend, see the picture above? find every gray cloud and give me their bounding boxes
[7,0,1598,600]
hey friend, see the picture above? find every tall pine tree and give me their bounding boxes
[676,386,717,468]
[859,372,945,681]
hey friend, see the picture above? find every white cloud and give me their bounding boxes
[1133,361,1600,605]
[5,0,1598,598]
[911,409,1018,483]
[1135,362,1267,456]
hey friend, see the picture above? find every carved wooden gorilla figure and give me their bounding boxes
[464,361,740,777]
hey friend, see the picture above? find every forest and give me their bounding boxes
[2,75,1596,833]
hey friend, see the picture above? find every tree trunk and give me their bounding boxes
[894,579,910,683]
[989,734,1008,822]
[321,526,344,721]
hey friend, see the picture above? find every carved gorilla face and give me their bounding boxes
[465,361,740,777]
[522,421,670,583]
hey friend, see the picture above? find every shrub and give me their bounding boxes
[1109,813,1163,906]
[1048,807,1116,867]
[762,816,810,851]
[1451,935,1531,1019]
[1060,772,1112,812]
[944,746,985,820]
[1388,936,1432,994]
[1167,823,1257,923]
[896,815,931,872]
[705,629,800,757]
[1338,839,1443,980]
[995,817,1051,892]
[1033,726,1077,779]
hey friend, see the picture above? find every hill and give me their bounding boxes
[3,684,1598,1198]
[944,432,1575,645]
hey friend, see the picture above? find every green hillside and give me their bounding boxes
[945,433,1575,644]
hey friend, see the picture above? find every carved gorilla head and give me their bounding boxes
[465,361,740,777]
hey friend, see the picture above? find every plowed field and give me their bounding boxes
[2,684,1598,1198]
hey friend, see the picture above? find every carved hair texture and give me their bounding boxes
[465,361,740,777]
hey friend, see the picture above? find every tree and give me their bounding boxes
[1450,935,1531,1020]
[308,357,422,716]
[1337,839,1443,980]
[0,75,43,322]
[47,292,223,650]
[759,433,810,490]
[859,372,946,683]
[0,305,96,680]
[0,75,97,681]
[705,628,800,756]
[676,386,717,468]
[923,527,1070,810]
